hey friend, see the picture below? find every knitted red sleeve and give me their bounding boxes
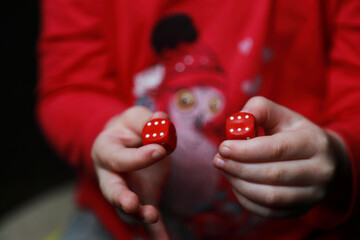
[302,0,360,229]
[37,0,129,176]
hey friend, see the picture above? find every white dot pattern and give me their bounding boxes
[184,55,194,65]
[175,62,185,72]
[144,120,171,141]
[238,37,253,55]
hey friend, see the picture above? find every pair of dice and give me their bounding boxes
[142,112,257,153]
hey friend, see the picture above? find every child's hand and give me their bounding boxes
[91,106,170,240]
[214,96,349,218]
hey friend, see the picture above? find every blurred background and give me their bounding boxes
[1,0,75,239]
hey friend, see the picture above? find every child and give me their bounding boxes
[37,0,360,239]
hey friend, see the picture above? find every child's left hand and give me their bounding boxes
[213,96,350,218]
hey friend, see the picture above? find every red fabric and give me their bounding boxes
[37,0,360,239]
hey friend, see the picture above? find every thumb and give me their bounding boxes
[242,96,305,135]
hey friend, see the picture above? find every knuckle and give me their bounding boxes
[231,162,244,178]
[265,166,284,184]
[108,151,122,170]
[264,189,281,206]
[271,141,288,160]
[138,147,149,159]
[240,145,250,160]
[312,129,331,154]
[91,134,106,162]
[319,161,336,183]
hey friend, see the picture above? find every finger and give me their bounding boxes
[120,106,155,135]
[242,96,307,134]
[104,109,169,148]
[224,174,325,209]
[97,167,140,213]
[97,168,160,224]
[140,205,161,224]
[116,205,159,225]
[96,141,167,172]
[105,126,143,148]
[218,129,317,162]
[121,107,169,136]
[152,111,169,120]
[214,154,331,186]
[146,217,170,240]
[116,208,144,225]
[232,188,311,219]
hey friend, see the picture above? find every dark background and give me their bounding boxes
[1,1,360,238]
[1,1,74,218]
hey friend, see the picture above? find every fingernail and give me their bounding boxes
[219,145,231,158]
[151,150,163,159]
[214,157,225,168]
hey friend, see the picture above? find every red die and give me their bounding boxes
[226,112,257,140]
[142,118,177,154]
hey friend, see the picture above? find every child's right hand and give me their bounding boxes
[91,106,170,240]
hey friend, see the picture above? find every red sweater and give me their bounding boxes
[37,0,360,239]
